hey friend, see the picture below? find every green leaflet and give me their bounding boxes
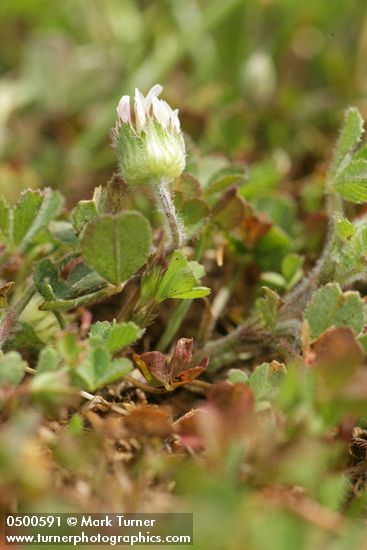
[81,211,152,285]
[155,250,210,302]
[73,347,133,392]
[12,188,64,250]
[89,320,143,353]
[0,351,27,385]
[334,159,367,203]
[331,107,364,178]
[305,283,365,340]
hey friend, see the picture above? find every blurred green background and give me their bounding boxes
[1,0,366,203]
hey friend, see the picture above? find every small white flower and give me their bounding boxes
[116,95,131,124]
[112,84,186,186]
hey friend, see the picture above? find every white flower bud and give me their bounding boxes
[112,84,186,186]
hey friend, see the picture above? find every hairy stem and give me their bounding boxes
[0,286,36,350]
[153,179,185,249]
[193,319,269,372]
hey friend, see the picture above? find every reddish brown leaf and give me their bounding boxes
[133,338,208,391]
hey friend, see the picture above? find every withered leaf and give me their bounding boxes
[133,338,208,391]
[0,281,15,309]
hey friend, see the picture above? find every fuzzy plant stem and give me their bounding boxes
[193,320,268,371]
[0,286,36,350]
[153,179,185,249]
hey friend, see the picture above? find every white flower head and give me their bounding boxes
[112,84,185,186]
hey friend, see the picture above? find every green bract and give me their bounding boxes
[114,120,185,185]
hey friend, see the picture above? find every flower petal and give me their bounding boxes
[116,95,131,124]
[170,108,180,131]
[152,97,170,128]
[134,88,146,131]
[145,84,163,113]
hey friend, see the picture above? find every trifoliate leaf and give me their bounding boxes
[305,283,365,340]
[81,212,152,286]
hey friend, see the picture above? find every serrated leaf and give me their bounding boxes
[89,320,143,353]
[331,107,364,177]
[305,283,365,340]
[334,159,367,203]
[81,212,152,285]
[12,188,63,250]
[0,351,27,385]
